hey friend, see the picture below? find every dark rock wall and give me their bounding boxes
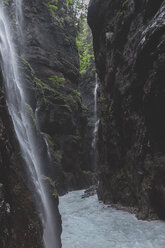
[0,0,94,246]
[8,0,93,193]
[79,70,95,169]
[79,26,96,171]
[88,0,165,219]
[0,74,43,248]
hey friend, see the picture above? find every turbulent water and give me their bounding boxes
[59,190,165,248]
[0,2,58,247]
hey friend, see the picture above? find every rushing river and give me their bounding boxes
[59,190,165,248]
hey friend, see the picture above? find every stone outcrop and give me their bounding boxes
[88,0,165,219]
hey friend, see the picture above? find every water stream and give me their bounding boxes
[91,73,99,170]
[0,2,59,247]
[59,190,165,248]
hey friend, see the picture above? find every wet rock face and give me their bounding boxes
[19,0,93,192]
[1,0,96,245]
[0,184,9,248]
[79,58,96,170]
[88,0,165,219]
[0,74,43,248]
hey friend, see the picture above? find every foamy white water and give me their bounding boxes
[59,190,165,248]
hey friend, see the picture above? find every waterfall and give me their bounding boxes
[92,73,99,170]
[15,0,23,35]
[0,2,60,247]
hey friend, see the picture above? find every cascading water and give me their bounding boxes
[15,0,23,37]
[91,73,99,170]
[0,1,60,247]
[60,190,165,248]
[15,0,22,25]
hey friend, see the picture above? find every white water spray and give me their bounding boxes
[15,0,23,35]
[92,73,99,170]
[0,2,60,247]
[60,190,165,248]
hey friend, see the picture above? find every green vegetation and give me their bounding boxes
[77,38,95,74]
[48,4,58,16]
[21,59,66,104]
[66,94,77,108]
[34,77,46,102]
[26,104,38,129]
[117,0,129,17]
[61,57,79,75]
[122,0,128,8]
[117,11,124,17]
[20,2,89,120]
[42,176,59,198]
[82,103,88,111]
[55,152,63,165]
[116,168,128,188]
[34,75,86,113]
[47,0,60,18]
[48,75,65,88]
[43,133,54,152]
[76,3,95,74]
[99,97,106,104]
[42,134,63,165]
[73,89,81,96]
[34,76,65,103]
[60,104,72,113]
[21,57,35,75]
[83,170,92,175]
[47,0,93,75]
[66,0,74,4]
[47,0,87,28]
[4,0,10,6]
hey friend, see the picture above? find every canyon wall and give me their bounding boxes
[0,72,44,248]
[19,0,93,193]
[88,0,165,219]
[0,0,93,246]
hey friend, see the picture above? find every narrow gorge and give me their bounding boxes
[0,0,165,248]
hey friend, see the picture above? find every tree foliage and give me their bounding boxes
[77,24,94,74]
[48,0,94,75]
[75,1,95,74]
[68,0,95,74]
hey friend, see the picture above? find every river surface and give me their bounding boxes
[59,190,165,248]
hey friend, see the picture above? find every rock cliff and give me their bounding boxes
[0,72,43,248]
[19,0,93,193]
[88,0,165,219]
[79,24,96,171]
[0,0,94,246]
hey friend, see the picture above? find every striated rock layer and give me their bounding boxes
[88,0,165,219]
